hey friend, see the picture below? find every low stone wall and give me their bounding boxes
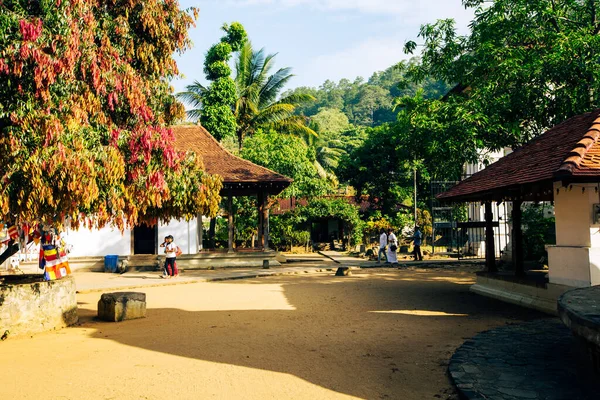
[0,275,78,336]
[470,273,572,315]
[558,286,600,374]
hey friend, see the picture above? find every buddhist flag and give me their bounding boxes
[7,225,18,240]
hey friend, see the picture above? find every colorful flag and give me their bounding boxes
[7,225,18,240]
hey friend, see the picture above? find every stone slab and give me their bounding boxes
[98,291,146,322]
[449,320,600,400]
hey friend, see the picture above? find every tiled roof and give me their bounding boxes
[272,196,412,215]
[171,125,292,185]
[439,110,600,202]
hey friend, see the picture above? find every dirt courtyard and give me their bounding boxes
[0,266,545,399]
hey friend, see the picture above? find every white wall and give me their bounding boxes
[158,218,198,255]
[548,182,600,287]
[64,217,199,257]
[65,225,132,257]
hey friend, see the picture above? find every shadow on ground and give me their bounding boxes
[79,269,547,399]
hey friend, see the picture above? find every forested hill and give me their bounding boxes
[284,58,450,127]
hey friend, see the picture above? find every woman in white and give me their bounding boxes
[386,228,398,265]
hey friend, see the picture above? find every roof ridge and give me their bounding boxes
[173,124,292,183]
[556,116,600,176]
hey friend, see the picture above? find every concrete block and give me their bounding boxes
[335,267,351,276]
[98,292,146,322]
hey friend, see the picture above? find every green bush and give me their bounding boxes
[522,204,555,262]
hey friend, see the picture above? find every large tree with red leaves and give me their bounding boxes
[0,0,222,262]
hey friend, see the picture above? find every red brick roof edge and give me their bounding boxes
[438,109,600,202]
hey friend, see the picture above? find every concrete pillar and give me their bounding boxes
[228,195,234,253]
[512,200,524,277]
[548,182,600,287]
[485,202,497,273]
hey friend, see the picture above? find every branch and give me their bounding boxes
[0,240,20,266]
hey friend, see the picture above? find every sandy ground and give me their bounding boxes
[0,266,546,400]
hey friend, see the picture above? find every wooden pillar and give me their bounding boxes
[228,195,234,253]
[512,200,524,277]
[198,214,203,252]
[257,192,264,249]
[263,194,270,250]
[207,218,215,249]
[484,202,497,273]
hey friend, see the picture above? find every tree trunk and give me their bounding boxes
[0,240,20,266]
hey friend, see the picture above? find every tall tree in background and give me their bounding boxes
[178,22,247,141]
[234,41,315,148]
[404,0,600,148]
[0,0,222,262]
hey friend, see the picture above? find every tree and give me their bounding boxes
[234,41,315,147]
[178,22,247,140]
[337,124,415,215]
[240,131,333,199]
[309,108,350,134]
[0,0,222,262]
[404,0,600,148]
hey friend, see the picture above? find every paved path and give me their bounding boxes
[73,265,344,293]
[319,250,480,268]
[449,319,600,400]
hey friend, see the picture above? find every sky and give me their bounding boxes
[172,0,475,94]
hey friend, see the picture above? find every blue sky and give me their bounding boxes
[172,0,474,94]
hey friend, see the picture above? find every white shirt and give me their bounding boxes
[379,233,388,248]
[165,242,177,258]
[388,232,398,245]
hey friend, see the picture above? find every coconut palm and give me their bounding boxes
[302,130,346,185]
[176,80,206,122]
[234,41,316,147]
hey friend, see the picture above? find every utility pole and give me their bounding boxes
[414,167,417,225]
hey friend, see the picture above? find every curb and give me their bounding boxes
[75,268,336,294]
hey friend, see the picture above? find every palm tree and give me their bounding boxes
[176,80,206,122]
[234,41,316,147]
[302,130,345,186]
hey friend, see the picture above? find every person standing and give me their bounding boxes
[386,228,398,265]
[161,235,179,278]
[413,226,423,261]
[377,228,388,263]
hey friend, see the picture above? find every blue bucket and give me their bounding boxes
[104,255,119,273]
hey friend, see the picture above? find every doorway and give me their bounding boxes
[133,224,157,254]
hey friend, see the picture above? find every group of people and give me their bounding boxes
[377,226,422,265]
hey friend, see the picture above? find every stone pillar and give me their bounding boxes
[257,192,264,249]
[485,202,497,273]
[198,214,203,252]
[512,200,524,277]
[548,182,600,287]
[228,195,234,253]
[263,194,270,251]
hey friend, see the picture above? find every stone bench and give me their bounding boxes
[558,286,600,374]
[98,292,146,322]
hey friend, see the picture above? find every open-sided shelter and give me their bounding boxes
[43,125,291,271]
[439,110,600,292]
[172,125,292,253]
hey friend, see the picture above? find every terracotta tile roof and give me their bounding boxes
[439,110,600,202]
[171,125,292,185]
[271,196,411,215]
